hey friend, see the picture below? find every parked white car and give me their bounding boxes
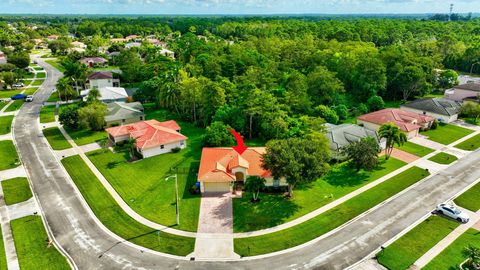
[12,82,25,89]
[25,95,34,102]
[436,203,470,223]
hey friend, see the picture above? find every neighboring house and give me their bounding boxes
[401,98,462,123]
[444,82,480,101]
[125,42,142,49]
[324,123,385,157]
[197,147,287,193]
[47,35,59,41]
[106,120,187,158]
[71,41,87,49]
[79,57,108,67]
[105,102,145,127]
[80,86,128,103]
[0,51,7,65]
[86,71,120,89]
[160,48,175,59]
[357,108,435,139]
[125,35,139,41]
[111,38,128,43]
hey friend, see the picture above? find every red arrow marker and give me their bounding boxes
[227,128,248,155]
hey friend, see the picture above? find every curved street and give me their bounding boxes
[11,56,480,270]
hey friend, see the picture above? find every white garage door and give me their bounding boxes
[204,182,230,193]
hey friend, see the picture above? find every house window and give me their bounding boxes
[140,116,143,120]
[122,119,125,123]
[161,145,164,149]
[180,141,185,146]
[273,179,280,187]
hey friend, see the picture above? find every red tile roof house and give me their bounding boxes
[357,108,435,139]
[197,147,287,193]
[79,57,108,68]
[106,120,187,158]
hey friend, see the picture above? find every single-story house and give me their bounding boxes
[111,38,128,43]
[47,35,59,41]
[324,123,385,157]
[197,147,287,193]
[125,42,142,49]
[80,86,128,103]
[105,102,145,127]
[400,98,462,123]
[71,41,87,49]
[0,51,6,65]
[444,82,480,101]
[160,48,175,59]
[86,71,120,89]
[357,108,435,139]
[79,57,108,68]
[106,120,187,158]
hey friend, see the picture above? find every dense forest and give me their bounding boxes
[1,15,480,141]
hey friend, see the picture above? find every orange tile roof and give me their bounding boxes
[105,120,186,150]
[357,108,435,132]
[198,147,271,183]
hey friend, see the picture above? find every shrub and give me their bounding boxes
[315,105,339,124]
[171,147,181,153]
[59,104,80,130]
[202,121,236,147]
[430,119,438,130]
[367,95,385,112]
[334,104,348,120]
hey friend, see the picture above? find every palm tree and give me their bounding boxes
[244,176,266,202]
[378,122,407,160]
[87,87,101,103]
[56,77,76,101]
[125,138,137,161]
[464,245,480,267]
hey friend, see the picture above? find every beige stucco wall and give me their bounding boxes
[139,140,187,158]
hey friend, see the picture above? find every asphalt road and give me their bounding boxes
[12,56,480,270]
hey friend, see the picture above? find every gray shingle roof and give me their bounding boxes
[402,98,462,116]
[324,123,379,151]
[105,102,144,122]
[453,82,480,92]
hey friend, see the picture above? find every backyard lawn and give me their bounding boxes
[4,100,24,112]
[421,124,473,145]
[42,127,71,150]
[0,115,13,135]
[395,141,434,157]
[234,166,430,256]
[0,89,22,99]
[428,152,458,165]
[423,228,480,270]
[233,157,406,232]
[11,215,70,270]
[0,227,6,270]
[64,127,107,146]
[1,177,33,205]
[455,134,480,151]
[45,60,66,73]
[39,105,56,123]
[454,182,480,212]
[62,155,195,255]
[376,215,459,270]
[0,140,20,170]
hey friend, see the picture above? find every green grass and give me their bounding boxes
[33,66,44,71]
[42,127,71,150]
[0,115,13,135]
[31,80,45,86]
[24,87,39,95]
[423,228,480,270]
[45,59,65,73]
[64,127,107,146]
[11,215,70,270]
[62,155,195,255]
[454,134,480,151]
[4,100,24,112]
[0,89,22,99]
[0,140,20,170]
[39,105,56,123]
[421,124,473,145]
[454,182,480,212]
[428,152,458,165]
[384,100,403,108]
[36,72,46,79]
[47,91,61,102]
[23,72,35,79]
[0,101,7,111]
[376,215,459,270]
[0,227,6,270]
[234,166,430,256]
[1,177,33,205]
[233,157,406,232]
[395,141,435,157]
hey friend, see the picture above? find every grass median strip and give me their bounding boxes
[42,127,72,150]
[428,152,458,165]
[1,177,33,205]
[0,140,20,170]
[395,141,434,157]
[11,215,70,270]
[0,115,13,135]
[234,166,430,256]
[455,134,480,151]
[376,215,459,270]
[454,181,480,212]
[61,155,195,256]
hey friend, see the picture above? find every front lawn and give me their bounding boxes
[42,127,71,150]
[0,227,6,270]
[454,182,480,212]
[454,134,480,151]
[0,101,7,111]
[0,115,13,135]
[4,100,24,112]
[45,60,65,73]
[376,215,459,270]
[62,155,195,255]
[39,105,56,123]
[423,228,480,270]
[47,91,61,102]
[233,157,406,232]
[23,87,39,95]
[234,166,430,256]
[0,89,22,99]
[428,152,458,165]
[64,127,107,146]
[1,177,33,205]
[31,80,44,86]
[0,140,20,170]
[395,141,435,157]
[36,72,46,79]
[421,124,473,145]
[11,215,70,270]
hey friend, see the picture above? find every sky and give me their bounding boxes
[0,0,479,15]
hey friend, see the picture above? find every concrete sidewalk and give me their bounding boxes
[0,177,20,270]
[7,197,39,220]
[0,166,27,181]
